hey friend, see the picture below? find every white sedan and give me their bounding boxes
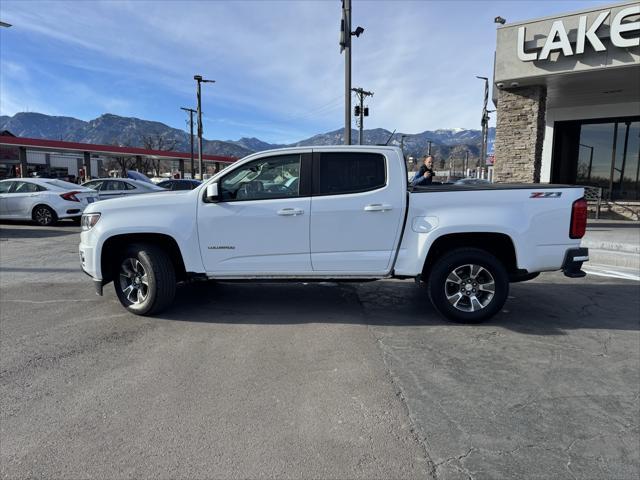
[0,178,98,226]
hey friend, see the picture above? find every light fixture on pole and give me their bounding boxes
[194,75,215,180]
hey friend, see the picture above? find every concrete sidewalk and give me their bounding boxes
[582,220,640,270]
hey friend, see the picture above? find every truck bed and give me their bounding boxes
[410,183,583,192]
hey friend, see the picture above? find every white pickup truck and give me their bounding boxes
[79,146,588,322]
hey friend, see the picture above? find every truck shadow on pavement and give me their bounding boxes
[153,279,640,335]
[0,221,80,239]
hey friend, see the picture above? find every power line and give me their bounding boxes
[283,95,344,122]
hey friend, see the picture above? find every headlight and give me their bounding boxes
[81,213,101,231]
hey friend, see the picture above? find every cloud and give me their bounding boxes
[0,0,601,142]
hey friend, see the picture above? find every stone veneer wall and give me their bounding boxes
[493,86,547,183]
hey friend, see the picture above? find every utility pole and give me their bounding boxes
[352,87,373,145]
[465,150,469,176]
[180,107,196,178]
[476,76,489,179]
[194,75,215,179]
[427,140,432,156]
[400,134,408,157]
[340,0,364,146]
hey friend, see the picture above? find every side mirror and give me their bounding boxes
[205,183,220,202]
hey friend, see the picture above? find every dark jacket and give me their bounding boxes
[412,165,434,186]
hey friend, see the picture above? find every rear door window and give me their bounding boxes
[104,180,126,191]
[315,152,386,195]
[84,181,104,191]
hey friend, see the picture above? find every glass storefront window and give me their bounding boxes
[553,116,640,201]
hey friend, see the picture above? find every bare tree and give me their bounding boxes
[142,134,177,177]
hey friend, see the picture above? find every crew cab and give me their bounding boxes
[79,146,588,322]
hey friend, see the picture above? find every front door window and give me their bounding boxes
[220,154,301,201]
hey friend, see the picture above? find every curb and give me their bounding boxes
[586,248,640,270]
[582,240,640,254]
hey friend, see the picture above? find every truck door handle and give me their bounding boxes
[364,203,392,212]
[277,208,304,216]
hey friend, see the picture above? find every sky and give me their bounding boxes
[0,0,608,144]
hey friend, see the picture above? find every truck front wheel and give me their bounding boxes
[114,243,176,315]
[427,248,509,323]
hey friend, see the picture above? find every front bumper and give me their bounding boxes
[79,241,104,296]
[562,247,589,278]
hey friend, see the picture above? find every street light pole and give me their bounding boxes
[342,0,352,145]
[181,107,196,178]
[340,0,364,146]
[194,75,215,179]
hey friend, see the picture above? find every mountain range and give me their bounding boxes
[0,112,495,163]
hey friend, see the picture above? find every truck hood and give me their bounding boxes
[83,190,196,215]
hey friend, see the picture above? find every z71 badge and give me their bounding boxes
[530,192,562,198]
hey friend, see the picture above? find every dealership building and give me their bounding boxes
[492,1,639,216]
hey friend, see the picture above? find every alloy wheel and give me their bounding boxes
[119,258,149,305]
[444,264,495,312]
[34,207,53,225]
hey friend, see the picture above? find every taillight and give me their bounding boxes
[570,198,587,239]
[60,191,81,202]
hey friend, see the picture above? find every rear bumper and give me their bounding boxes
[562,247,589,278]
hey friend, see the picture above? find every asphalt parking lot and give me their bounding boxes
[1,222,639,480]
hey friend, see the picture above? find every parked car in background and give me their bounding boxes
[82,178,164,200]
[0,178,98,226]
[455,178,491,185]
[157,179,202,191]
[125,170,155,184]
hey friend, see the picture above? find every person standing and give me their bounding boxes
[411,155,435,187]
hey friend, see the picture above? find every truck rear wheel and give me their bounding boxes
[427,248,509,323]
[114,243,176,315]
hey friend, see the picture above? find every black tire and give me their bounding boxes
[427,247,509,323]
[32,205,57,226]
[114,243,176,315]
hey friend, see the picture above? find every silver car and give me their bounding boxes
[82,178,164,200]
